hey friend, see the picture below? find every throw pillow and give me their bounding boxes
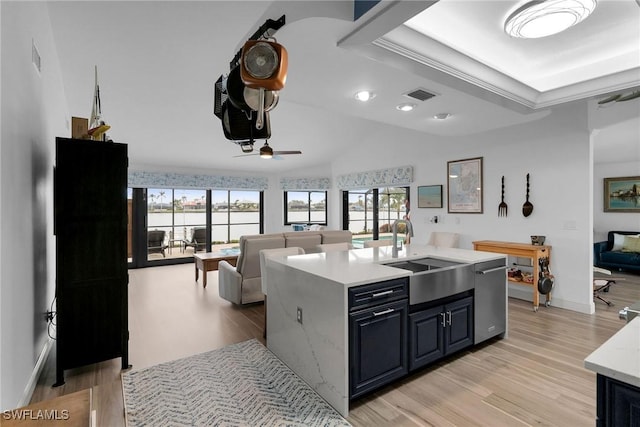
[621,235,640,253]
[612,233,627,251]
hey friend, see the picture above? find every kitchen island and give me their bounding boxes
[264,244,507,417]
[584,316,640,425]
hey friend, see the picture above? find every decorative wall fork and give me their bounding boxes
[499,176,508,217]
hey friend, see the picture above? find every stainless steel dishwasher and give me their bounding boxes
[474,259,508,344]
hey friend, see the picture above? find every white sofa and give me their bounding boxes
[218,230,352,305]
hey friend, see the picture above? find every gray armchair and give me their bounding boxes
[183,227,207,252]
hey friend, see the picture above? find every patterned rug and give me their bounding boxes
[121,339,351,426]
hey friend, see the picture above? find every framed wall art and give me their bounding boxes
[447,157,483,213]
[604,176,640,212]
[417,185,443,208]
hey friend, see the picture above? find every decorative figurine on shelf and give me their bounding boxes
[88,65,111,141]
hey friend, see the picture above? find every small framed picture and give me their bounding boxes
[417,185,443,208]
[603,176,640,212]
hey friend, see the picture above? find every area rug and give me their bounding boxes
[121,339,351,426]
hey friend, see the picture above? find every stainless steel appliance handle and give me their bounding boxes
[372,290,394,298]
[372,308,394,317]
[476,266,507,275]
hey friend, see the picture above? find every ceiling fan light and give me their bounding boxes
[504,0,597,39]
[259,143,273,159]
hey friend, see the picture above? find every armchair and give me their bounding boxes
[147,229,168,257]
[183,227,207,252]
[427,231,460,248]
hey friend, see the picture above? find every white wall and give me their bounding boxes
[593,160,640,243]
[0,2,68,410]
[331,104,594,314]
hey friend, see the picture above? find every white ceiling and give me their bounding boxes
[46,0,640,173]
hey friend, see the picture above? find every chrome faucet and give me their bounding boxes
[392,219,414,258]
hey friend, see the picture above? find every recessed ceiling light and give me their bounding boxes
[433,113,451,120]
[396,103,415,112]
[354,90,375,102]
[504,0,598,39]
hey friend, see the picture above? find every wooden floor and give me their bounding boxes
[30,265,639,426]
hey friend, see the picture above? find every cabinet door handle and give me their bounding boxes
[476,266,507,274]
[447,311,452,326]
[373,308,394,317]
[440,312,446,327]
[371,290,394,298]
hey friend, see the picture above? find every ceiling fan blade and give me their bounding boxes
[233,153,259,158]
[273,150,302,155]
[617,91,640,102]
[233,148,301,159]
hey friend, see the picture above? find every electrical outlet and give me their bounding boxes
[296,307,303,324]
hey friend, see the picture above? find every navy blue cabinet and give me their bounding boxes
[409,295,474,372]
[597,374,640,426]
[349,278,409,399]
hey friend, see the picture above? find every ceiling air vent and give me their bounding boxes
[404,88,436,102]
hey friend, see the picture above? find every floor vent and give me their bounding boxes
[404,88,436,101]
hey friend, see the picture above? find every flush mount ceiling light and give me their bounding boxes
[504,0,597,39]
[396,103,415,112]
[354,90,375,102]
[433,113,451,120]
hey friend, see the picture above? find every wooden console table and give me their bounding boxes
[473,240,552,312]
[194,251,239,288]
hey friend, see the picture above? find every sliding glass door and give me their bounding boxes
[128,187,263,268]
[343,187,409,247]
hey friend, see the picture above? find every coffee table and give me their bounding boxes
[194,249,240,288]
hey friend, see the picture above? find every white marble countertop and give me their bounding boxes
[584,317,640,388]
[269,244,505,288]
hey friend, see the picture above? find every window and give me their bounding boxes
[212,190,263,243]
[345,189,374,235]
[378,187,410,232]
[343,187,409,246]
[284,191,327,225]
[147,188,207,260]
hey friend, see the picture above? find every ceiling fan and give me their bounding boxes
[597,90,640,106]
[234,141,302,159]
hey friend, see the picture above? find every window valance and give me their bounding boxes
[128,171,268,190]
[280,177,331,190]
[336,166,413,190]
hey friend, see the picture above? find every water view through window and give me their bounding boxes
[145,188,261,261]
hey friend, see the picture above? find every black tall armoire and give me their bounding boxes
[54,137,129,386]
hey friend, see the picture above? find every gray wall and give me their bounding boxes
[1,2,68,410]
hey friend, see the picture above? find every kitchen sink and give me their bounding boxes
[384,261,436,273]
[384,257,474,305]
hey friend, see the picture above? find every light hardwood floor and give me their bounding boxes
[30,264,639,426]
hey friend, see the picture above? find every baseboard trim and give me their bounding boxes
[18,337,53,407]
[508,286,593,314]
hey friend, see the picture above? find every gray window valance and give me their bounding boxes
[128,171,268,190]
[280,177,331,190]
[336,166,413,190]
